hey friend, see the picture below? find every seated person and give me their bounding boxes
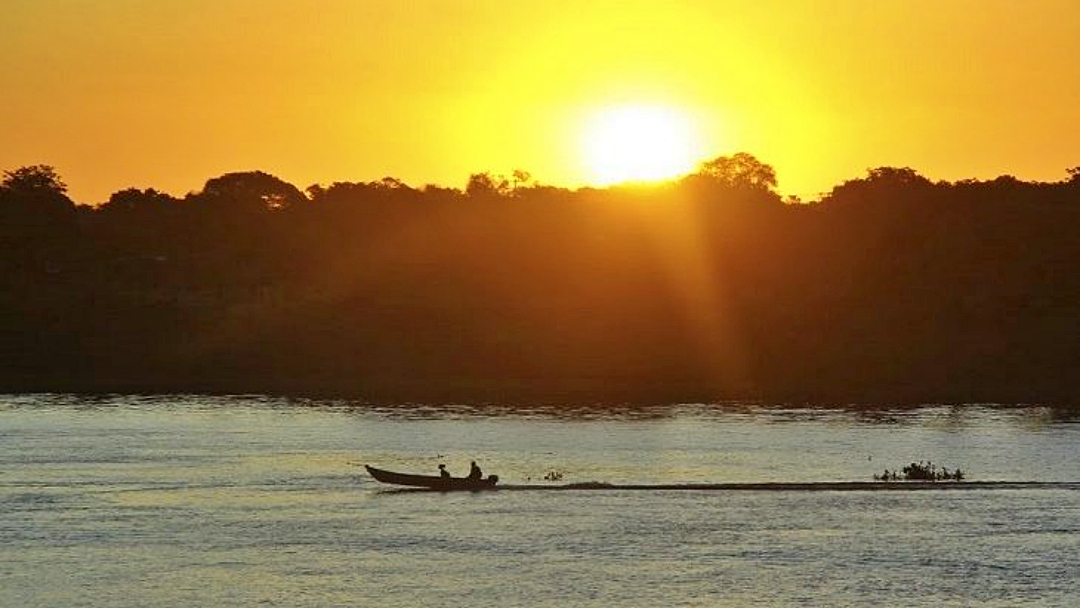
[467,461,482,480]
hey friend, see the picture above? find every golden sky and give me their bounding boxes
[3,0,1079,203]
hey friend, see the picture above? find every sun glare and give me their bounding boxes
[581,105,703,185]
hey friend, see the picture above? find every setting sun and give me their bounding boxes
[581,105,705,185]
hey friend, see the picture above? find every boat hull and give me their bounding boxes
[365,465,498,490]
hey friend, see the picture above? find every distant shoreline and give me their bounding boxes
[1,375,1076,410]
[5,165,1078,409]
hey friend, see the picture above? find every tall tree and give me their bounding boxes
[2,165,68,195]
[0,165,77,261]
[199,171,306,212]
[693,152,778,191]
[465,172,510,198]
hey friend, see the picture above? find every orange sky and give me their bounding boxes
[3,0,1079,203]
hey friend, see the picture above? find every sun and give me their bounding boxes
[581,104,704,185]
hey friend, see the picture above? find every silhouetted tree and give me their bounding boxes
[511,169,533,191]
[2,165,67,195]
[198,170,306,212]
[374,176,409,190]
[93,188,182,259]
[820,166,935,213]
[864,166,931,186]
[0,164,77,234]
[465,172,511,198]
[101,188,178,214]
[692,152,778,191]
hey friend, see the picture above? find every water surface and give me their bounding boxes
[1,395,1077,607]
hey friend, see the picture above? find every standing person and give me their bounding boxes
[467,461,482,480]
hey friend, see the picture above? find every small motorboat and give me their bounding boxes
[365,465,499,490]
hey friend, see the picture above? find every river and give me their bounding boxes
[1,394,1077,607]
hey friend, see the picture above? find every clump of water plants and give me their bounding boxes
[874,461,964,481]
[543,469,564,481]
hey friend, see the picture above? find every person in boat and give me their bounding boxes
[467,461,482,480]
[438,464,451,479]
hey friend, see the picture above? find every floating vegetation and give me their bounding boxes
[874,461,964,481]
[543,469,564,482]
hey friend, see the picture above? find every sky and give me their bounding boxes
[3,0,1079,204]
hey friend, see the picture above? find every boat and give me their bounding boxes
[365,465,499,490]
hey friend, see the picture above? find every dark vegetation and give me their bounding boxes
[874,462,964,482]
[1,155,1078,404]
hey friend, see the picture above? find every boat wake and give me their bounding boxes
[374,481,1080,493]
[373,481,1080,494]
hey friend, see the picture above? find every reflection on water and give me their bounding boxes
[1,394,1078,607]
[5,392,1075,421]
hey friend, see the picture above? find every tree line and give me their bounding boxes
[2,155,1078,404]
